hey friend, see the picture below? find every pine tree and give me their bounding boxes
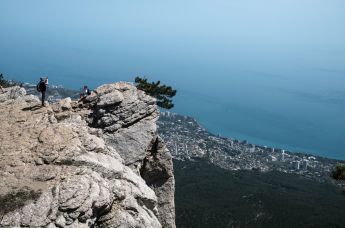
[332,164,345,180]
[0,73,11,87]
[134,77,177,109]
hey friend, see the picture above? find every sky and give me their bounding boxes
[1,0,345,159]
[1,0,344,86]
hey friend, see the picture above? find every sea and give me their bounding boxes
[1,0,344,160]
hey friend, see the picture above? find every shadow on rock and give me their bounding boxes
[22,104,43,111]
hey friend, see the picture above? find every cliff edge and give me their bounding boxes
[0,83,175,228]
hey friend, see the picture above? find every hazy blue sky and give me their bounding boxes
[1,0,345,159]
[1,0,345,86]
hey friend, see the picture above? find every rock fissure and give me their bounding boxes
[120,111,156,130]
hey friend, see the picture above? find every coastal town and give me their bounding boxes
[158,112,343,182]
[23,83,343,183]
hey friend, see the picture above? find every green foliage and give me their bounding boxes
[332,164,345,180]
[0,73,19,88]
[174,158,345,228]
[0,73,12,88]
[134,76,176,109]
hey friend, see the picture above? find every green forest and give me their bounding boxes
[174,158,345,228]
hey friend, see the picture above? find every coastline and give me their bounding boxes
[158,111,344,185]
[22,82,344,162]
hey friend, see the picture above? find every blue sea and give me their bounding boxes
[1,0,345,159]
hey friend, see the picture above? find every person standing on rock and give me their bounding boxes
[37,77,48,106]
[0,85,4,93]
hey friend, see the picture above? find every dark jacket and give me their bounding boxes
[39,81,46,92]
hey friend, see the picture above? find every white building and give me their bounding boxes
[281,150,286,161]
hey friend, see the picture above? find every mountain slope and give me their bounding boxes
[174,158,345,228]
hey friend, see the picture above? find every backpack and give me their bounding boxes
[36,82,41,92]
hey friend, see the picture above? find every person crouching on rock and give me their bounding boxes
[37,77,48,106]
[78,85,91,102]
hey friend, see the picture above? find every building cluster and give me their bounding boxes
[158,112,341,181]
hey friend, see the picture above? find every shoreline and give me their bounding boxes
[162,111,345,163]
[21,82,343,162]
[158,111,344,183]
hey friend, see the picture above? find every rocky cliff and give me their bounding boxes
[0,83,175,228]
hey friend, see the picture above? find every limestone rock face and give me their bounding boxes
[0,83,175,228]
[140,137,176,228]
[0,86,27,102]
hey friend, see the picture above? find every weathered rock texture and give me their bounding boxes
[0,84,175,228]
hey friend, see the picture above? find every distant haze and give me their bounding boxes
[1,0,345,159]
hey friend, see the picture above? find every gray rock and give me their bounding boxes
[97,91,124,107]
[140,137,176,228]
[0,83,175,228]
[52,97,72,112]
[0,86,26,103]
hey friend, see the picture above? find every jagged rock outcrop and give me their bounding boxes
[140,137,175,228]
[0,83,175,228]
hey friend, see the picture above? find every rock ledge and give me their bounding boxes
[0,83,175,228]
